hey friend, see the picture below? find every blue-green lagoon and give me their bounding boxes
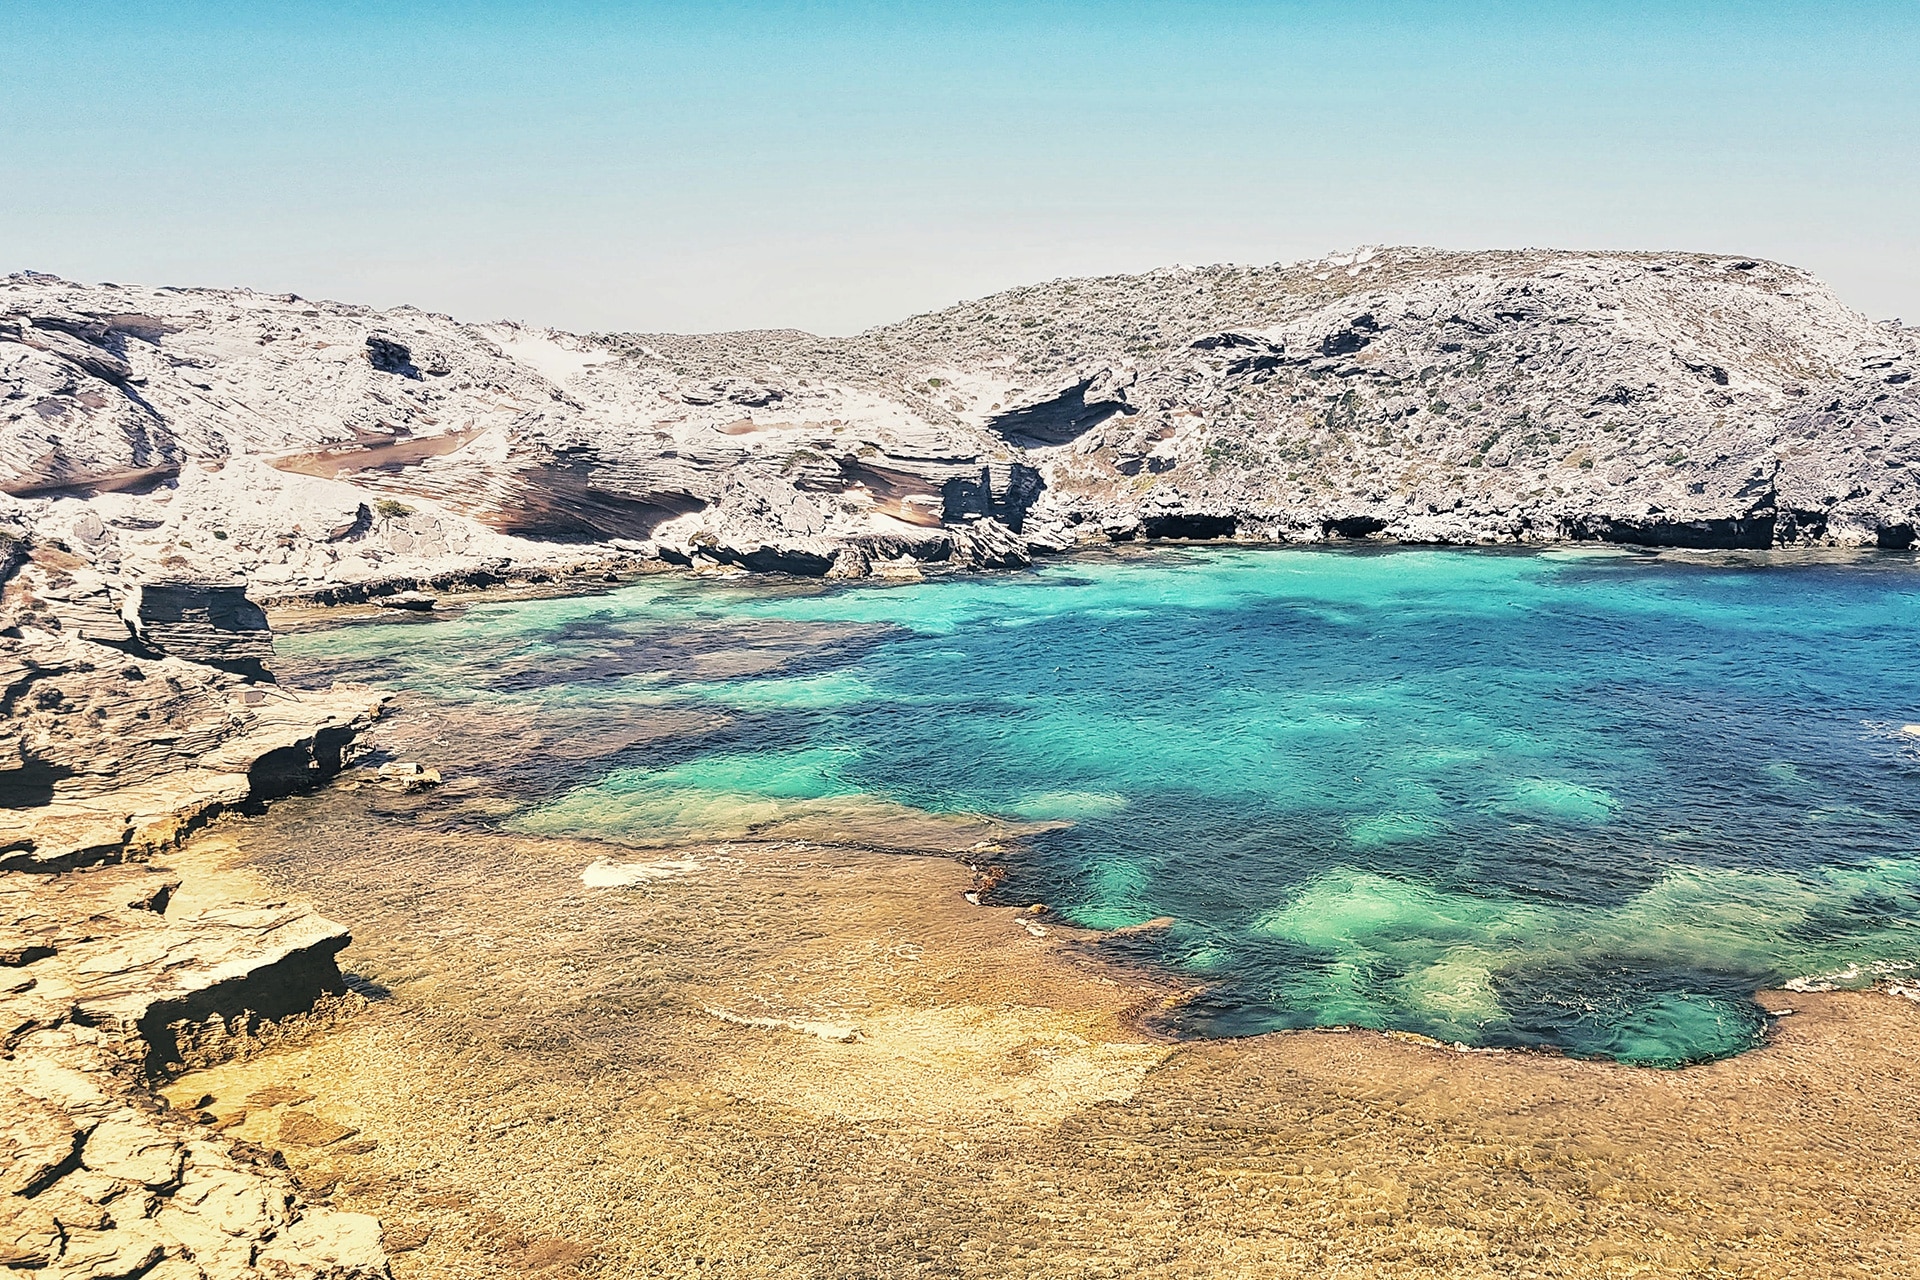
[281,547,1920,1067]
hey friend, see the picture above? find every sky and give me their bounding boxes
[1,1,1915,334]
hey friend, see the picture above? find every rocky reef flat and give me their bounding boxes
[154,768,1920,1279]
[7,553,1920,1277]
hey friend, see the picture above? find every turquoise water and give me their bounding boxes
[281,547,1920,1065]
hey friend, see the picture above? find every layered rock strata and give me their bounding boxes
[1,863,388,1277]
[2,553,383,869]
[3,250,1915,597]
[2,546,392,1276]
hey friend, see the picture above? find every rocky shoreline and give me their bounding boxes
[8,549,1920,1275]
[2,857,386,1277]
[3,543,397,1275]
[147,786,1920,1279]
[5,249,1919,612]
[8,287,1920,1272]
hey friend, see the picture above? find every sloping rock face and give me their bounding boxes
[1011,252,1920,548]
[120,583,272,676]
[3,249,1917,585]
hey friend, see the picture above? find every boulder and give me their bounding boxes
[121,582,273,676]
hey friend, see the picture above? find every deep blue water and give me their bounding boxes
[282,546,1920,1065]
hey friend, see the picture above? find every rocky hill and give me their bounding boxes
[4,248,1918,594]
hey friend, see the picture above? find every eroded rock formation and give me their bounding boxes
[1,862,388,1277]
[2,542,392,1276]
[2,250,1915,595]
[2,549,382,867]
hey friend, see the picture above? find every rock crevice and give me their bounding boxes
[2,861,388,1278]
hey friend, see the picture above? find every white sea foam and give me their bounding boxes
[1783,958,1917,993]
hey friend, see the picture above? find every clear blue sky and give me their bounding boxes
[2,1,1914,333]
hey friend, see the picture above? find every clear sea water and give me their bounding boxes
[280,547,1920,1066]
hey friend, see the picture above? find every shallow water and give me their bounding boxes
[280,547,1920,1065]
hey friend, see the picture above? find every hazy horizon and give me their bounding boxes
[5,244,1903,340]
[4,1,1915,334]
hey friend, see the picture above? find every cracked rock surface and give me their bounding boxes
[2,538,392,1276]
[1,860,388,1278]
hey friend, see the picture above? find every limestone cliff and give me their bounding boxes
[3,249,1916,589]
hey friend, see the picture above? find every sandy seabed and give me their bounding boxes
[151,734,1920,1280]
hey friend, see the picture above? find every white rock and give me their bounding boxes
[80,1117,184,1189]
[581,857,701,888]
